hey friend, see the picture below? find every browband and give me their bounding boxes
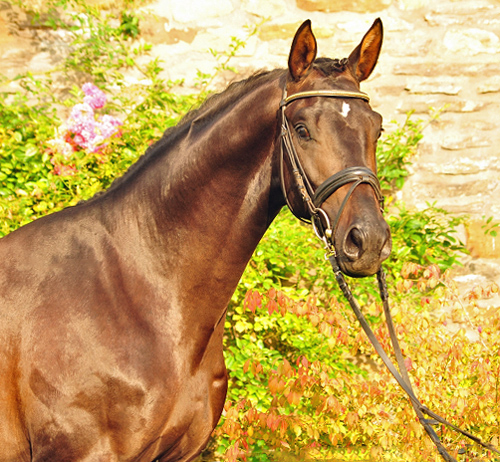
[280,89,370,107]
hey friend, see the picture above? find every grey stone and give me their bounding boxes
[405,77,462,95]
[477,76,500,94]
[424,0,500,31]
[393,63,500,77]
[395,98,486,114]
[443,29,500,56]
[241,0,286,18]
[296,0,392,13]
[441,134,492,151]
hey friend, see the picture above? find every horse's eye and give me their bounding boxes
[295,124,310,140]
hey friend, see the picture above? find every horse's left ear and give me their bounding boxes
[288,20,317,81]
[348,18,383,82]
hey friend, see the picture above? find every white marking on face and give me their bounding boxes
[341,101,351,118]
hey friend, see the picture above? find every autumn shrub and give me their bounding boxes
[2,2,496,461]
[217,267,500,462]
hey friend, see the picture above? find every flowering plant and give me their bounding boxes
[46,83,122,175]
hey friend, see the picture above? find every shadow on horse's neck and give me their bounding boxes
[95,70,286,281]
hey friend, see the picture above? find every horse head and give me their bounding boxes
[279,19,392,277]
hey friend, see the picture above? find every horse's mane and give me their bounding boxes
[178,68,284,129]
[86,58,347,201]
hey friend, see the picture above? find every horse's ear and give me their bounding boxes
[288,20,317,81]
[348,18,383,82]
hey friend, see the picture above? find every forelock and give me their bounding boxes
[313,57,349,75]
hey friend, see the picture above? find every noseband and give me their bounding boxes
[279,88,384,252]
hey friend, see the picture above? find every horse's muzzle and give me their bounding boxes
[336,219,392,277]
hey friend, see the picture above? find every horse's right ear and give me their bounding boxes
[288,20,317,81]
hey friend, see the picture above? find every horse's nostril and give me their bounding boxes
[344,226,364,260]
[381,230,392,261]
[350,228,363,248]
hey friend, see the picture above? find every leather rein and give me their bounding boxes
[279,87,500,461]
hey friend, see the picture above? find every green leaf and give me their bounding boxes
[25,145,38,158]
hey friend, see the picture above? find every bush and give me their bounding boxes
[216,272,500,462]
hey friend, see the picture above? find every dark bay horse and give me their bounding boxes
[0,19,391,462]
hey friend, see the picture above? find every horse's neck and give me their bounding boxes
[173,77,283,256]
[105,75,284,307]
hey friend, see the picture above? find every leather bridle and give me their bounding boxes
[279,86,500,461]
[279,87,384,251]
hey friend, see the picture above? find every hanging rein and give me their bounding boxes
[279,87,500,462]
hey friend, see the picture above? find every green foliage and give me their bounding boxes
[217,276,500,462]
[0,3,491,461]
[482,215,499,238]
[387,202,467,273]
[0,5,200,236]
[376,111,423,193]
[376,108,442,195]
[119,10,140,39]
[62,2,150,84]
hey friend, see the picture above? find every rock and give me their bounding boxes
[241,0,287,18]
[258,22,338,41]
[405,76,461,95]
[384,32,431,57]
[443,28,500,55]
[258,22,302,41]
[430,160,491,176]
[151,0,235,23]
[466,220,500,259]
[425,1,500,27]
[477,76,500,94]
[382,16,414,32]
[441,134,491,151]
[296,0,391,13]
[395,98,486,114]
[28,52,58,73]
[191,29,259,56]
[429,0,496,14]
[141,15,198,45]
[396,0,432,10]
[393,62,500,77]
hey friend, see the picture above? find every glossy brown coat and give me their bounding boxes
[0,20,390,461]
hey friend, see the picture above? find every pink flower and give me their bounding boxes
[52,163,76,176]
[46,83,123,175]
[72,133,86,147]
[82,82,106,109]
[98,114,122,140]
